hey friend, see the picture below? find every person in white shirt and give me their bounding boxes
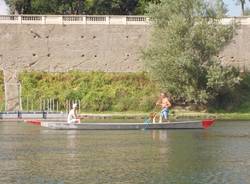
[67,103,80,124]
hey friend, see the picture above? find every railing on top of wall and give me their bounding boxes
[0,15,250,25]
[0,15,151,25]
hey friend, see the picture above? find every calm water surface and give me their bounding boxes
[0,121,250,184]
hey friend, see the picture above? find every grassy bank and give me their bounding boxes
[20,71,159,112]
[18,71,250,119]
[0,70,244,120]
[79,110,250,121]
[171,110,250,120]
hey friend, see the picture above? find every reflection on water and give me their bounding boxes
[151,130,169,156]
[66,131,77,159]
[0,121,250,184]
[151,130,168,143]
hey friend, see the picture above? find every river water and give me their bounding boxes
[0,121,249,184]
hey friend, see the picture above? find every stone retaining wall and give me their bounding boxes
[1,19,250,110]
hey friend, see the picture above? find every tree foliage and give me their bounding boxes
[5,0,156,15]
[243,7,250,15]
[235,0,250,15]
[143,0,240,107]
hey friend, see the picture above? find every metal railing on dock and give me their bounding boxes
[21,97,81,112]
[0,111,67,120]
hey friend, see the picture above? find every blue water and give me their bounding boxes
[0,121,250,184]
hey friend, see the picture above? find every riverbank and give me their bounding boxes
[0,111,249,121]
[78,110,250,121]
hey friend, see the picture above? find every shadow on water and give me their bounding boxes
[0,121,249,184]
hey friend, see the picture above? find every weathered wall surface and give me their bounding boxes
[0,23,250,110]
[2,69,20,111]
[0,24,150,110]
[0,24,150,72]
[1,24,250,74]
[220,25,250,71]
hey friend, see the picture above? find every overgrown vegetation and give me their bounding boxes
[210,73,250,112]
[143,0,240,109]
[20,71,158,112]
[0,70,248,113]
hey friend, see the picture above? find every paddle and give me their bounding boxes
[143,117,151,130]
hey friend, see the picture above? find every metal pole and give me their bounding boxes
[19,83,22,111]
[43,99,46,111]
[51,98,54,112]
[69,100,70,111]
[47,99,49,112]
[40,99,42,111]
[31,98,33,111]
[68,100,70,112]
[42,99,44,110]
[49,98,51,112]
[78,99,81,112]
[44,99,46,111]
[4,76,7,111]
[52,98,55,112]
[67,100,70,112]
[50,98,52,112]
[66,100,68,112]
[27,97,29,111]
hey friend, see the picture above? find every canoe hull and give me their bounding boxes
[39,120,215,130]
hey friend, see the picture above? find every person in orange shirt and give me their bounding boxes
[156,92,171,122]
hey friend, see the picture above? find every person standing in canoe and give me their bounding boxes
[67,103,80,124]
[156,92,172,123]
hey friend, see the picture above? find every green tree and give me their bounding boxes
[238,0,246,15]
[243,7,250,15]
[86,0,140,15]
[5,0,154,15]
[143,0,240,107]
[206,0,228,17]
[29,0,59,14]
[236,0,250,16]
[135,0,159,14]
[5,0,31,14]
[5,0,88,14]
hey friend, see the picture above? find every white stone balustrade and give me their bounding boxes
[21,15,43,24]
[0,15,150,25]
[0,15,250,25]
[0,15,19,24]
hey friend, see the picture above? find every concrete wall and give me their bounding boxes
[1,24,250,74]
[0,24,150,110]
[220,25,250,71]
[0,24,150,72]
[1,22,250,110]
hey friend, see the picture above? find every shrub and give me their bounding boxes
[20,71,158,112]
